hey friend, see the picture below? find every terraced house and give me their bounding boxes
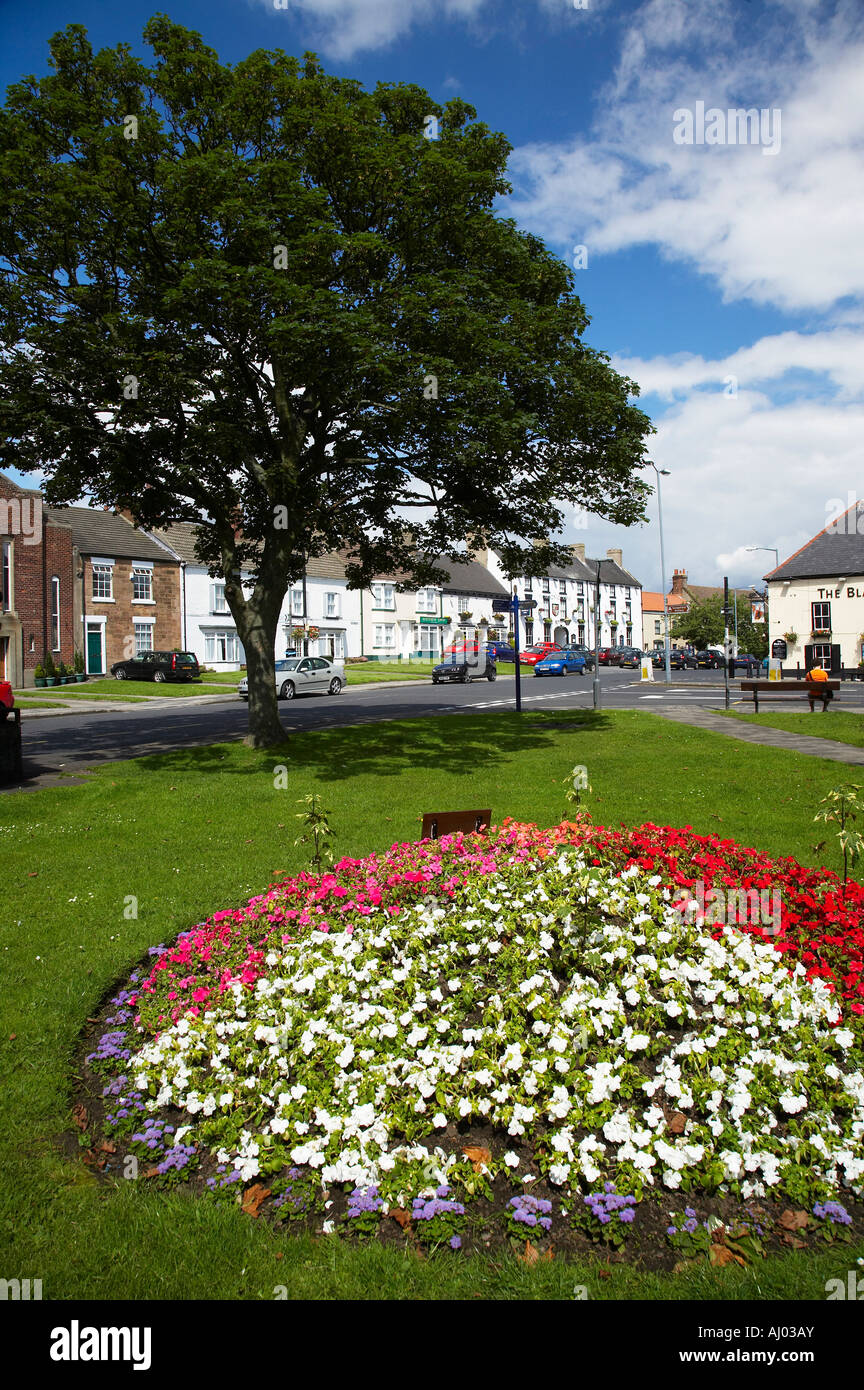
[60,509,183,676]
[0,473,74,687]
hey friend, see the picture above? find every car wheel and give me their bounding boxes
[114,669,127,680]
[432,676,440,684]
[487,671,496,681]
[280,681,295,699]
[459,671,469,683]
[328,678,342,695]
[154,670,166,683]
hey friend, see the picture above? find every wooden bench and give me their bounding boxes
[739,679,840,713]
[421,809,491,840]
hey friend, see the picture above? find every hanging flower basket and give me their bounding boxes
[291,625,306,641]
[307,626,320,641]
[812,629,831,638]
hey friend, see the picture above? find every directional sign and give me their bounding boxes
[491,598,513,612]
[518,599,537,610]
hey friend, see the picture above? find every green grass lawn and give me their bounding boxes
[722,707,864,749]
[16,678,234,700]
[1,708,862,1300]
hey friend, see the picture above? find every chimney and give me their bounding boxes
[570,543,586,563]
[606,547,623,567]
[671,568,686,596]
[466,532,488,569]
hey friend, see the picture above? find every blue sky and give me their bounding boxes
[2,0,863,592]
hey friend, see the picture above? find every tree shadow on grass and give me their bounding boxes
[131,710,614,783]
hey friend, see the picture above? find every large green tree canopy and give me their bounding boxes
[672,593,768,657]
[0,15,654,743]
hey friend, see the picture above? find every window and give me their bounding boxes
[576,582,584,595]
[542,577,550,595]
[416,587,437,614]
[132,566,153,601]
[1,540,10,612]
[324,591,340,619]
[811,601,831,631]
[371,583,395,610]
[50,576,60,650]
[558,579,567,599]
[812,643,832,665]
[204,631,244,663]
[290,588,304,617]
[134,622,154,655]
[210,582,229,614]
[654,620,662,635]
[92,563,113,600]
[374,623,396,649]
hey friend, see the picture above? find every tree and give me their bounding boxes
[672,593,768,657]
[0,17,654,745]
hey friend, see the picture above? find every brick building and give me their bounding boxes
[0,473,75,687]
[50,507,183,676]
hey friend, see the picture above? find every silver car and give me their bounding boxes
[238,656,345,701]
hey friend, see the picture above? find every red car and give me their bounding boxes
[598,648,615,666]
[519,642,562,666]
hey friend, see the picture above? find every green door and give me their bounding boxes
[87,626,103,675]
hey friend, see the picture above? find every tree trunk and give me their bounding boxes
[233,595,288,748]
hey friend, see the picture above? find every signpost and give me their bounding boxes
[723,577,732,710]
[493,594,535,712]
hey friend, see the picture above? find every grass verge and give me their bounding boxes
[721,708,864,749]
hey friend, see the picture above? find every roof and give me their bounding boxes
[582,558,642,589]
[45,506,175,562]
[436,558,508,598]
[767,502,864,581]
[148,523,348,579]
[682,583,725,602]
[642,590,687,611]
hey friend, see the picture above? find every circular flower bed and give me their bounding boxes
[82,822,864,1260]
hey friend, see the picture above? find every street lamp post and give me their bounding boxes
[592,559,603,709]
[651,464,672,684]
[745,546,779,660]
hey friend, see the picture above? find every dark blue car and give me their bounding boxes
[486,641,517,662]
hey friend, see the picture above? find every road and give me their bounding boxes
[6,669,864,792]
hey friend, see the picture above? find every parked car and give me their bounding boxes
[486,641,517,662]
[597,647,615,666]
[432,654,496,684]
[237,656,345,700]
[519,642,561,667]
[665,650,698,670]
[615,647,643,669]
[534,648,587,677]
[569,644,596,672]
[731,652,761,675]
[111,650,200,682]
[695,650,724,670]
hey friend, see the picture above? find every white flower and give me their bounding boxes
[432,1112,447,1128]
[503,1151,520,1168]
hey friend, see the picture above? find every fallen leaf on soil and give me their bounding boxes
[275,1252,283,1260]
[72,1103,88,1130]
[390,1207,412,1230]
[672,1259,699,1274]
[778,1209,809,1231]
[462,1145,492,1173]
[240,1183,271,1218]
[667,1112,687,1135]
[781,1233,807,1250]
[518,1240,554,1266]
[8,1034,15,1041]
[709,1244,746,1268]
[598,1268,611,1279]
[98,1139,116,1154]
[143,1166,160,1178]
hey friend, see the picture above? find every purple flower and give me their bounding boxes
[450,1235,462,1250]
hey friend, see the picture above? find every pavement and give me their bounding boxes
[652,704,864,765]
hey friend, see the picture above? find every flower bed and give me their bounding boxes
[80,822,864,1259]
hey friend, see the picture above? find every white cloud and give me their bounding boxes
[508,0,864,312]
[259,0,488,60]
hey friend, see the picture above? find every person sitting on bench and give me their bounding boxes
[805,663,833,711]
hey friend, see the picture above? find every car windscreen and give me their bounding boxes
[174,653,197,665]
